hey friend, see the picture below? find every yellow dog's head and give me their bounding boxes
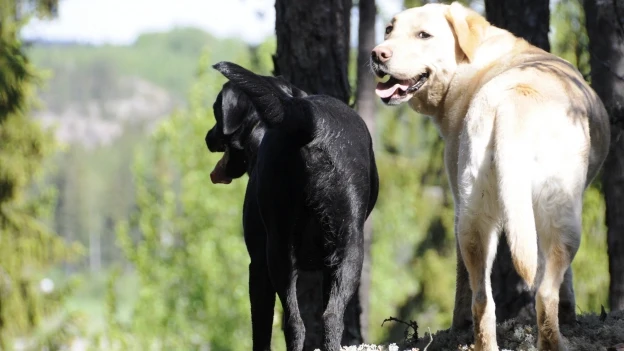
[371,2,489,115]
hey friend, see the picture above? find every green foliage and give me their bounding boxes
[0,0,82,347]
[27,31,261,273]
[369,108,457,341]
[550,0,590,78]
[572,183,608,313]
[403,0,470,10]
[48,126,144,270]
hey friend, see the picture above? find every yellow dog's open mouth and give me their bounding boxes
[375,72,429,100]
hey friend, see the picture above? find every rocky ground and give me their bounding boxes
[331,310,624,351]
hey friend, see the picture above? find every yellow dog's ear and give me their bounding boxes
[445,2,489,62]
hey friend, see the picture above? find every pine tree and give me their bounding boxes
[0,0,80,347]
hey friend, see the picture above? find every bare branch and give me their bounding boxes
[381,316,419,344]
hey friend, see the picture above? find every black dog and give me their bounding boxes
[206,62,379,351]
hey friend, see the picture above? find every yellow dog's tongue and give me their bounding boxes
[375,80,410,98]
[210,150,232,185]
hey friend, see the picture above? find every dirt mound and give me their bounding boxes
[336,310,624,351]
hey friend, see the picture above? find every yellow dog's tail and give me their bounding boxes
[494,103,539,287]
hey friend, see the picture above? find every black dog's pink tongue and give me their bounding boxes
[210,156,232,184]
[375,80,409,98]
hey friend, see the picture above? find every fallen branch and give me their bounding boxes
[381,316,419,345]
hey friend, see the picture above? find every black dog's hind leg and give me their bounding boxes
[321,224,364,351]
[249,258,276,351]
[267,233,305,351]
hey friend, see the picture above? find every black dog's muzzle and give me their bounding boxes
[205,128,226,153]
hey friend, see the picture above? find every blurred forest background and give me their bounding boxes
[1,0,622,349]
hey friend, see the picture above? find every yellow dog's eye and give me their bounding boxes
[417,31,432,39]
[385,26,393,35]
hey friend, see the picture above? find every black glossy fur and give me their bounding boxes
[205,62,379,351]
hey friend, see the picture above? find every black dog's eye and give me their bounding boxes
[417,31,432,39]
[385,26,393,35]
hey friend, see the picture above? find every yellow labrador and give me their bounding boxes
[371,2,610,350]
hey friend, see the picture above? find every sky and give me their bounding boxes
[22,0,404,45]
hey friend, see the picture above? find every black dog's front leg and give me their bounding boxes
[249,259,276,351]
[245,179,277,351]
[267,238,305,351]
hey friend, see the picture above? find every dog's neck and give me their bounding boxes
[243,120,266,175]
[433,29,534,140]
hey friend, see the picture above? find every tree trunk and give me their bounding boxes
[485,0,551,52]
[355,0,377,342]
[273,0,358,348]
[584,0,624,312]
[484,0,551,322]
[273,0,352,102]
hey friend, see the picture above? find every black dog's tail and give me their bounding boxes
[213,61,314,142]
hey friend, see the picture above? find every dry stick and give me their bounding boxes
[423,327,434,351]
[600,305,608,322]
[381,316,419,345]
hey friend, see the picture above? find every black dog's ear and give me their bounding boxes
[290,84,308,98]
[221,85,252,135]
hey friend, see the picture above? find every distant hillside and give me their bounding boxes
[29,27,251,99]
[35,77,174,148]
[26,27,256,146]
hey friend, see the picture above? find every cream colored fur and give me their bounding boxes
[372,3,610,351]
